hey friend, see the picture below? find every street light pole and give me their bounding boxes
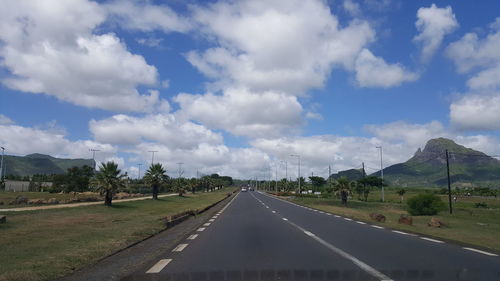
[275,162,278,192]
[290,154,301,194]
[376,146,384,202]
[137,163,143,180]
[89,149,100,171]
[0,147,5,182]
[148,150,158,166]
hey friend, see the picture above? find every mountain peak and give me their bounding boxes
[26,153,55,159]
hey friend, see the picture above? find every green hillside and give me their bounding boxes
[2,153,94,176]
[329,168,365,181]
[379,138,500,187]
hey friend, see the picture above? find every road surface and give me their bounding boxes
[122,191,500,281]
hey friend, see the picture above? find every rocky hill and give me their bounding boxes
[380,138,500,187]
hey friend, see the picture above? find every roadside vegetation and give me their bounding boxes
[263,176,500,252]
[0,187,235,281]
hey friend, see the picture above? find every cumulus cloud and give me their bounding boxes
[0,0,165,112]
[89,114,223,149]
[414,4,458,62]
[450,93,500,131]
[188,0,377,94]
[354,49,418,87]
[0,114,14,125]
[343,0,361,17]
[104,0,192,33]
[364,120,446,147]
[175,87,303,138]
[446,18,500,131]
[0,123,116,160]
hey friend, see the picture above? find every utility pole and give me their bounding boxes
[446,150,453,214]
[89,148,100,171]
[362,162,366,177]
[0,146,5,183]
[328,165,331,185]
[137,163,143,180]
[275,163,278,192]
[290,154,301,194]
[376,146,384,202]
[148,150,158,166]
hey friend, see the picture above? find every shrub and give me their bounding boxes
[474,202,488,208]
[407,194,446,216]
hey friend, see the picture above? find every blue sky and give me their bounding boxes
[1,0,500,179]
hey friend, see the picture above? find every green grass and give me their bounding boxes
[0,192,78,207]
[290,189,500,253]
[0,188,234,281]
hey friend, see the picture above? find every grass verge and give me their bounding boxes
[287,192,500,253]
[0,188,234,281]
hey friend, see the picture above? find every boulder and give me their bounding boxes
[398,214,413,225]
[9,196,28,205]
[0,201,4,205]
[428,217,446,228]
[28,199,45,205]
[47,198,59,204]
[0,215,6,224]
[369,213,386,222]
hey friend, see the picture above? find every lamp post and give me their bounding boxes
[89,149,100,171]
[137,163,143,180]
[376,146,384,202]
[290,154,301,194]
[148,150,158,166]
[0,146,5,182]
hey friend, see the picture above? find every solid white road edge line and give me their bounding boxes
[146,259,172,274]
[463,247,498,256]
[187,234,198,240]
[420,237,444,243]
[285,220,393,281]
[172,244,188,252]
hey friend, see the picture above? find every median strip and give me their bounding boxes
[145,259,172,274]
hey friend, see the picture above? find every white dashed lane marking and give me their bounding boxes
[371,225,384,229]
[420,237,444,243]
[282,218,288,221]
[172,244,188,252]
[197,227,206,232]
[203,223,211,226]
[356,221,366,225]
[463,247,498,256]
[344,218,352,221]
[209,219,215,222]
[392,230,416,236]
[146,259,172,274]
[187,234,198,240]
[272,211,276,213]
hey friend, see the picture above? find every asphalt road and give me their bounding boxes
[122,191,500,281]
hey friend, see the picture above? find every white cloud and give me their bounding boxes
[413,4,458,62]
[305,112,324,120]
[0,124,116,160]
[0,114,14,125]
[188,0,377,94]
[343,0,361,17]
[175,87,303,138]
[364,120,446,147]
[104,0,192,33]
[354,49,418,87]
[0,0,165,112]
[450,93,500,131]
[136,37,164,48]
[89,114,223,149]
[446,18,500,131]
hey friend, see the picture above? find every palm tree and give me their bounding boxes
[90,162,126,206]
[335,177,351,206]
[144,163,168,200]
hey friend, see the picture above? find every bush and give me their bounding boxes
[474,202,488,208]
[407,194,446,216]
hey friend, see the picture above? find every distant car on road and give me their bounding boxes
[241,188,247,192]
[248,187,254,191]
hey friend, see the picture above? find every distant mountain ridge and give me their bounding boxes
[2,153,94,176]
[380,138,500,187]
